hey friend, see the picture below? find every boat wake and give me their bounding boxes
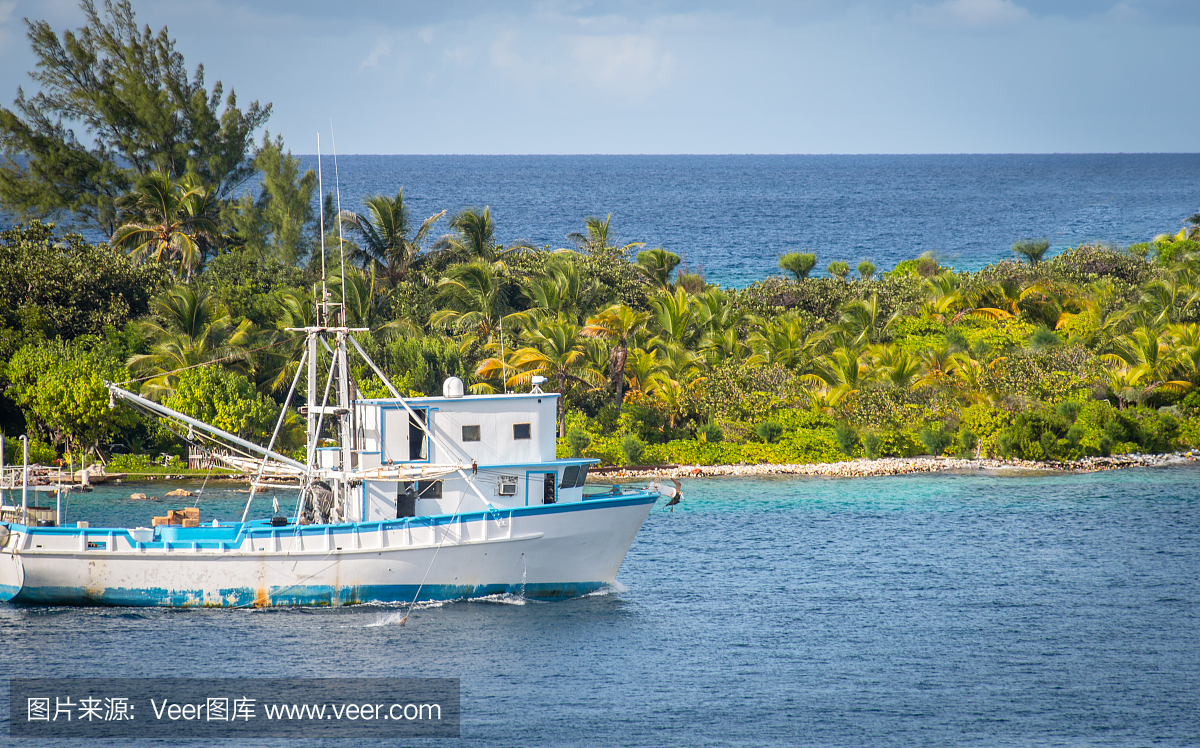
[584,580,628,597]
[363,599,449,627]
[469,592,530,605]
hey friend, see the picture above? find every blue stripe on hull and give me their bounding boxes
[0,584,19,603]
[9,581,610,608]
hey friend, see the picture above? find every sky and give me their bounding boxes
[0,0,1197,154]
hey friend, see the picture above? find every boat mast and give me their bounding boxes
[311,135,326,455]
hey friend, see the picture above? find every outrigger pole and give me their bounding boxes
[105,384,309,474]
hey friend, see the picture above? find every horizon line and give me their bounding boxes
[290,151,1200,158]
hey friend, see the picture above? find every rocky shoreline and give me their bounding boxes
[589,451,1199,480]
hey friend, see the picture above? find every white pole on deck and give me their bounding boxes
[20,435,28,525]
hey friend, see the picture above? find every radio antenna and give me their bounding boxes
[330,120,347,325]
[316,133,327,324]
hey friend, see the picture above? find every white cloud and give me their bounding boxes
[1102,2,1140,23]
[911,0,1030,30]
[0,1,17,26]
[418,27,433,44]
[569,34,678,98]
[359,37,391,70]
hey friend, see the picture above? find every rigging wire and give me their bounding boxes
[113,335,304,386]
[242,344,308,522]
[331,121,347,324]
[317,133,327,324]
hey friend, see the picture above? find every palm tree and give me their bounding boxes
[635,248,682,291]
[1139,277,1200,326]
[869,343,924,389]
[522,254,607,324]
[622,347,667,398]
[436,206,522,263]
[970,279,1060,327]
[338,191,445,286]
[1102,326,1192,400]
[112,171,219,280]
[779,252,816,281]
[1168,323,1200,383]
[481,317,604,436]
[644,345,704,429]
[816,346,868,402]
[747,314,827,374]
[430,261,521,352]
[129,285,254,399]
[839,293,899,346]
[1012,239,1051,266]
[582,304,650,408]
[699,327,750,366]
[914,345,960,389]
[330,266,418,339]
[567,214,645,258]
[648,288,699,351]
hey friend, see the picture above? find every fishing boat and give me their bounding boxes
[0,320,663,607]
[0,137,667,608]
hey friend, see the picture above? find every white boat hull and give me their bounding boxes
[0,493,657,607]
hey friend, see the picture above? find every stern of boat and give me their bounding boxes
[0,524,25,602]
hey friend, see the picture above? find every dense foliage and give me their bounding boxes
[2,2,1199,466]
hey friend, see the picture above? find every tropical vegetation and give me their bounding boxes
[3,1,1200,469]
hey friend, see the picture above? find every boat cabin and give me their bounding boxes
[331,388,595,522]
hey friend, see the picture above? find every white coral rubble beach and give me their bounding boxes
[593,452,1199,480]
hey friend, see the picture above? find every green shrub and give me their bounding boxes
[996,409,1072,460]
[835,422,858,456]
[2,436,56,465]
[1027,325,1063,350]
[1056,400,1081,423]
[1040,431,1057,459]
[862,431,882,459]
[955,427,978,458]
[566,426,592,457]
[697,421,723,443]
[620,434,646,466]
[1177,414,1200,448]
[826,260,850,279]
[741,428,845,464]
[918,425,955,456]
[107,453,157,472]
[651,439,741,466]
[756,419,784,444]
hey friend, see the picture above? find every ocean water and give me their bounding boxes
[3,465,1199,746]
[297,153,1200,286]
[8,154,1198,288]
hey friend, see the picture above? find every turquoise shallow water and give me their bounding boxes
[3,465,1199,746]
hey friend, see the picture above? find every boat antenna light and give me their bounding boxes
[531,376,546,394]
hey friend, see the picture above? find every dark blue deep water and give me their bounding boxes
[3,465,1199,746]
[299,153,1200,286]
[11,154,1199,287]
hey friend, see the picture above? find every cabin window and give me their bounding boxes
[461,425,481,442]
[409,410,428,461]
[559,465,580,488]
[573,464,590,488]
[513,423,531,440]
[543,472,557,504]
[418,480,442,499]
